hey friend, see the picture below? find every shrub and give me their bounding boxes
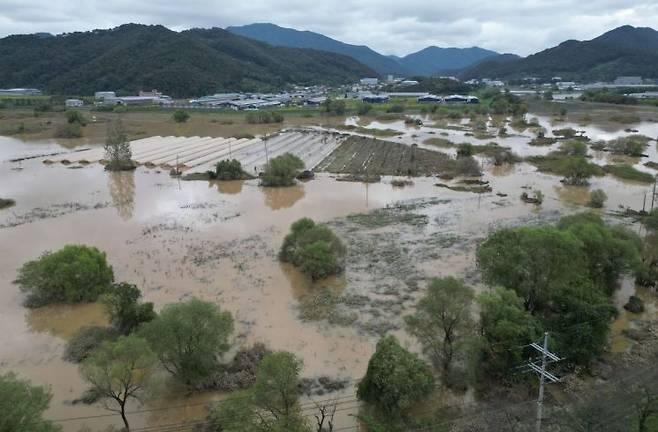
[173,110,190,123]
[65,110,87,126]
[386,104,405,113]
[54,123,83,138]
[322,98,346,115]
[457,143,474,157]
[245,111,284,124]
[454,156,482,176]
[605,135,650,156]
[552,127,577,138]
[357,335,434,416]
[15,245,115,307]
[280,218,346,280]
[588,189,607,208]
[563,157,600,185]
[64,326,119,363]
[559,140,588,157]
[212,159,246,180]
[260,153,305,187]
[0,198,16,209]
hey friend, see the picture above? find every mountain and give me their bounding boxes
[461,25,658,81]
[227,23,406,76]
[0,24,376,97]
[393,46,501,76]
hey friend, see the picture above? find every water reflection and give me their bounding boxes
[108,171,136,220]
[213,180,244,195]
[25,302,107,340]
[281,262,346,301]
[262,184,305,210]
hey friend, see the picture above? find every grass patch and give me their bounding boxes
[529,136,558,146]
[345,206,428,228]
[526,154,604,177]
[424,137,454,148]
[603,164,655,183]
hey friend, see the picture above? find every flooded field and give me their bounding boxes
[1,103,658,431]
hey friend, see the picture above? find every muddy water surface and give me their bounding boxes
[1,115,657,431]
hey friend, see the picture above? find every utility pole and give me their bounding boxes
[524,332,561,432]
[651,175,657,212]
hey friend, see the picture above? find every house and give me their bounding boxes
[399,80,419,87]
[65,99,84,107]
[443,95,479,104]
[614,76,643,86]
[305,97,327,106]
[139,89,162,97]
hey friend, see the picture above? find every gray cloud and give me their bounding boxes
[0,0,657,55]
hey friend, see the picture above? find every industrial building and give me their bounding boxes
[65,99,84,107]
[0,88,42,96]
[361,94,390,103]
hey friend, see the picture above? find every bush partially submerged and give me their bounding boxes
[588,189,608,208]
[260,153,305,187]
[54,123,83,138]
[0,198,16,209]
[64,326,119,363]
[15,245,114,307]
[605,135,650,156]
[209,159,248,180]
[246,111,283,124]
[280,218,346,280]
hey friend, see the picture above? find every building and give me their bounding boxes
[65,99,84,107]
[399,80,419,87]
[94,91,116,100]
[361,94,390,103]
[443,95,479,104]
[305,97,328,106]
[139,89,163,98]
[360,78,379,86]
[614,76,643,86]
[417,95,443,103]
[0,88,42,96]
[627,92,658,100]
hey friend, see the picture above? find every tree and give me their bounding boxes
[0,372,60,432]
[81,335,157,431]
[546,282,616,367]
[588,189,607,208]
[213,159,246,180]
[476,226,584,312]
[207,352,310,432]
[357,335,434,416]
[562,157,598,185]
[322,98,346,115]
[173,110,190,123]
[15,244,115,307]
[101,283,156,335]
[476,287,540,379]
[252,352,307,428]
[104,119,134,171]
[279,218,346,280]
[261,153,305,187]
[405,277,474,381]
[140,298,234,387]
[558,213,642,295]
[65,109,87,125]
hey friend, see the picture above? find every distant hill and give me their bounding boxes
[461,25,658,81]
[227,23,406,76]
[393,46,502,76]
[0,24,376,97]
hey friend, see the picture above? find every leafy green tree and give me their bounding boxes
[476,287,540,379]
[558,213,642,295]
[81,335,157,431]
[208,352,310,432]
[279,218,346,280]
[15,244,115,307]
[356,102,372,115]
[405,277,474,380]
[560,140,588,157]
[357,335,435,416]
[588,189,607,208]
[476,226,584,312]
[322,98,346,115]
[104,119,134,171]
[101,283,156,335]
[0,372,60,432]
[562,157,598,185]
[64,326,119,363]
[173,110,190,123]
[261,153,305,187]
[546,282,616,367]
[140,298,233,387]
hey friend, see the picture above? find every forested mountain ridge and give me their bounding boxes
[460,25,658,81]
[0,24,376,97]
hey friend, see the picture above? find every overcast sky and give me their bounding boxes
[1,0,657,56]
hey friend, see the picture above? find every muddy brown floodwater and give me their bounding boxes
[1,109,658,431]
